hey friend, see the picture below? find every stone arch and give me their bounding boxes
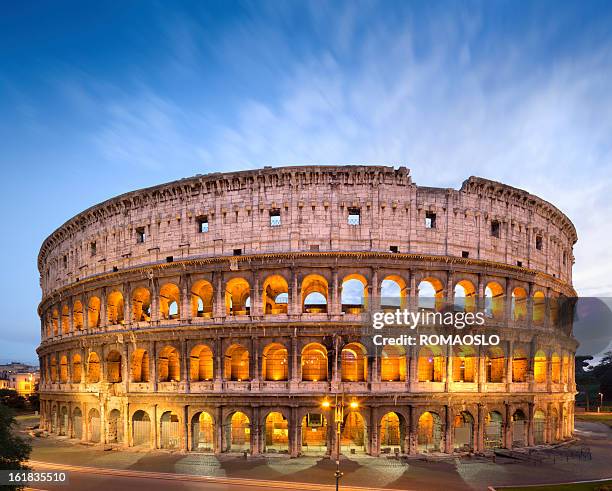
[225,277,250,316]
[225,344,249,381]
[107,290,124,325]
[131,348,150,383]
[262,343,288,381]
[191,411,214,452]
[59,355,68,383]
[533,291,546,324]
[380,411,405,452]
[341,273,368,313]
[72,407,83,440]
[418,346,444,382]
[551,352,561,383]
[512,409,527,447]
[106,350,122,383]
[191,280,214,318]
[418,277,444,311]
[71,353,82,383]
[484,411,503,449]
[380,274,408,310]
[454,280,476,312]
[341,342,367,382]
[61,305,70,334]
[160,411,180,449]
[453,411,474,451]
[262,275,289,315]
[486,346,505,383]
[227,411,250,452]
[159,283,180,320]
[107,408,123,443]
[534,409,546,444]
[301,343,328,381]
[50,355,57,382]
[485,281,504,318]
[88,296,101,328]
[132,410,151,446]
[51,308,59,336]
[301,413,328,455]
[87,352,100,383]
[550,407,560,442]
[59,406,68,436]
[534,350,547,383]
[417,411,443,452]
[72,300,84,330]
[452,345,476,382]
[512,287,528,321]
[512,348,528,382]
[341,410,366,454]
[131,287,151,322]
[380,345,406,382]
[301,274,328,313]
[158,346,180,382]
[190,344,214,381]
[88,408,101,443]
[264,411,289,453]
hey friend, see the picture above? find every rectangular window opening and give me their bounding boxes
[90,242,97,257]
[491,220,500,238]
[425,212,436,229]
[389,245,399,253]
[536,235,543,251]
[348,207,361,226]
[136,227,146,243]
[309,244,320,252]
[166,256,174,263]
[462,251,469,258]
[233,248,242,256]
[517,260,523,267]
[270,209,281,227]
[197,216,209,233]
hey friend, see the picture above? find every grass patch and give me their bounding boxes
[575,413,612,428]
[498,479,612,490]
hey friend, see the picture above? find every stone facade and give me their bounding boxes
[36,165,578,456]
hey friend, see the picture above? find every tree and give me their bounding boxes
[0,404,32,490]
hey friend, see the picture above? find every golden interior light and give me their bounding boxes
[321,399,331,409]
[350,400,359,409]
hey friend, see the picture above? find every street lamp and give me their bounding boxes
[598,392,603,413]
[321,395,359,491]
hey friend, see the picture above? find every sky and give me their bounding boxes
[1,0,612,363]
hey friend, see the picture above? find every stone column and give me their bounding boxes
[527,402,535,446]
[181,273,192,322]
[214,338,223,388]
[122,344,129,389]
[123,283,131,326]
[408,405,417,454]
[505,280,513,323]
[506,339,514,390]
[370,408,380,456]
[151,341,158,392]
[290,335,299,387]
[252,271,262,317]
[504,403,512,448]
[182,338,190,392]
[124,402,130,448]
[476,403,485,452]
[409,345,418,389]
[290,406,300,457]
[213,272,226,319]
[182,405,189,451]
[215,406,223,454]
[444,405,452,453]
[150,279,160,323]
[370,269,380,312]
[289,268,299,317]
[445,344,453,390]
[330,268,341,316]
[527,282,534,328]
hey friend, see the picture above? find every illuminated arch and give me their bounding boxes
[301,343,328,382]
[418,277,444,311]
[225,344,249,381]
[51,308,59,336]
[229,411,250,451]
[72,301,84,330]
[453,411,474,450]
[61,305,70,334]
[106,290,124,325]
[380,345,406,382]
[225,278,251,315]
[71,354,82,383]
[131,287,151,322]
[512,348,528,382]
[452,345,476,382]
[417,346,444,382]
[454,280,476,312]
[484,282,504,318]
[417,411,442,452]
[158,346,180,382]
[59,355,68,383]
[131,348,150,383]
[485,346,505,383]
[191,411,214,451]
[106,350,122,383]
[159,283,180,320]
[534,350,547,383]
[512,287,528,321]
[341,274,367,313]
[262,343,288,381]
[380,275,408,310]
[341,343,367,382]
[87,297,101,328]
[264,411,289,452]
[533,291,545,324]
[262,275,289,315]
[87,352,100,383]
[191,280,214,318]
[190,344,214,381]
[301,274,328,313]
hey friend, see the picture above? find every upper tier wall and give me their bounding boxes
[38,166,577,297]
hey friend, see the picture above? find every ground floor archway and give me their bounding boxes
[341,412,366,454]
[264,412,289,453]
[453,411,474,451]
[191,411,214,452]
[417,411,442,453]
[301,413,328,455]
[132,410,151,447]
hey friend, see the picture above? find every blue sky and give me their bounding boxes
[1,0,612,363]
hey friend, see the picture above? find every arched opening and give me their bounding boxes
[158,346,180,382]
[73,301,84,330]
[61,305,70,334]
[417,411,442,452]
[484,282,504,318]
[262,275,289,315]
[106,290,124,325]
[418,346,444,382]
[534,350,547,383]
[418,277,444,311]
[107,409,123,443]
[512,348,528,383]
[160,411,180,449]
[301,343,328,382]
[484,411,503,449]
[131,349,150,383]
[59,406,68,436]
[191,411,214,452]
[264,412,289,453]
[380,345,406,382]
[301,414,327,454]
[71,354,82,383]
[225,344,249,381]
[341,343,367,382]
[159,283,180,320]
[533,291,545,324]
[380,412,402,452]
[452,346,476,383]
[229,412,250,452]
[512,409,526,447]
[486,347,505,383]
[88,408,101,443]
[262,343,288,381]
[301,274,328,313]
[191,280,214,318]
[131,287,151,322]
[132,410,151,447]
[562,354,570,384]
[534,409,546,444]
[453,412,474,451]
[225,278,251,316]
[88,297,101,328]
[50,356,57,383]
[52,308,59,336]
[454,280,476,312]
[106,350,122,383]
[381,275,407,310]
[551,352,561,383]
[190,345,214,381]
[59,355,68,383]
[341,411,365,454]
[512,287,528,321]
[50,406,57,433]
[550,408,559,442]
[341,274,367,314]
[72,407,83,440]
[87,352,100,383]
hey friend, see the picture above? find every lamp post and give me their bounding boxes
[598,392,603,413]
[322,394,359,491]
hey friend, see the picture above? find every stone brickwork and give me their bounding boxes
[37,165,578,457]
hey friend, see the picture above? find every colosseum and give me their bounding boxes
[36,165,578,457]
